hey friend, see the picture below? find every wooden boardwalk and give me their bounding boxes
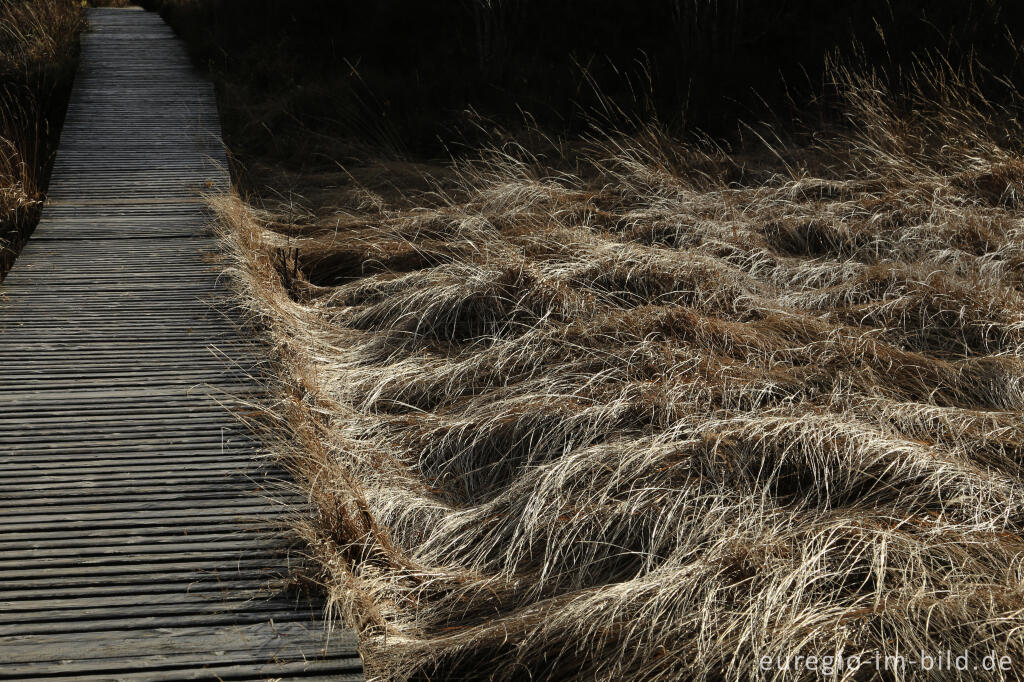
[0,8,363,680]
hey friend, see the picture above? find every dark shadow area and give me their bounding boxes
[0,1,82,279]
[139,0,1024,168]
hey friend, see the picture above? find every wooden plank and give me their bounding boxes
[0,620,358,664]
[0,609,325,638]
[0,7,361,678]
[0,561,281,586]
[0,580,270,602]
[0,530,271,551]
[0,662,363,682]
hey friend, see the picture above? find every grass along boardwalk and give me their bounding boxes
[0,7,362,680]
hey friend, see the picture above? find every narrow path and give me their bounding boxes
[0,8,362,680]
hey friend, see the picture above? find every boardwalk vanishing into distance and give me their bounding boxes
[0,8,362,680]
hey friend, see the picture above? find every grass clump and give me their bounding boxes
[0,0,82,278]
[213,63,1024,680]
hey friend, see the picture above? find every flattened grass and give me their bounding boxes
[216,66,1024,680]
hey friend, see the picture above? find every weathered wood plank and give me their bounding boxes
[0,7,362,678]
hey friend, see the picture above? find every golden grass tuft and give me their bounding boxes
[215,64,1024,680]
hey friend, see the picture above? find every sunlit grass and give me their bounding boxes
[213,62,1024,680]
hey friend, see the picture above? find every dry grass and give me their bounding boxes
[0,0,82,276]
[215,65,1024,680]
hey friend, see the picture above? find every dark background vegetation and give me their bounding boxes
[138,0,1024,172]
[0,0,81,277]
[4,1,1023,275]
